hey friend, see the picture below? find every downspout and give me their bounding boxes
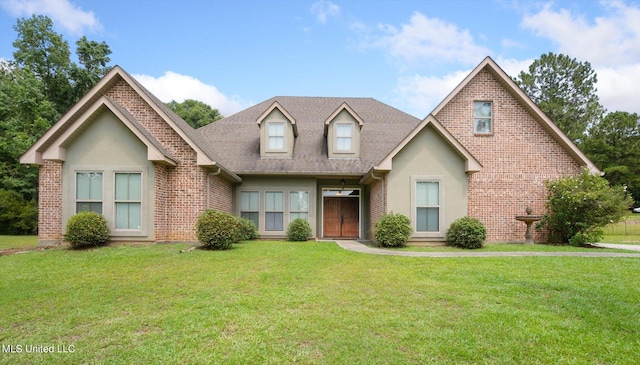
[206,166,222,209]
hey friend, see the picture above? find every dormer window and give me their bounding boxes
[268,122,285,151]
[335,123,353,151]
[325,102,364,158]
[257,101,297,158]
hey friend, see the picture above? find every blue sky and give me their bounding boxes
[0,0,638,118]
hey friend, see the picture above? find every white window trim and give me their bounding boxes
[334,122,354,153]
[237,188,312,235]
[71,167,147,237]
[410,176,445,238]
[240,191,260,229]
[289,191,309,222]
[473,101,492,134]
[266,121,286,152]
[113,171,143,232]
[74,171,104,214]
[264,191,284,232]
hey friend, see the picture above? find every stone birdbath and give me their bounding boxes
[515,207,543,244]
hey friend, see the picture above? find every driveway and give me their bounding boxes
[334,240,640,258]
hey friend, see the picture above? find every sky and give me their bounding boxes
[0,0,638,118]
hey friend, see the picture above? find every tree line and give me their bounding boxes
[0,15,638,235]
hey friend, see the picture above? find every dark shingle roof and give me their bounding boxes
[198,96,422,175]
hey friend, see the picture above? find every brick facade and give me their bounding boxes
[208,173,233,213]
[368,175,386,239]
[434,69,582,242]
[37,160,63,243]
[154,164,169,241]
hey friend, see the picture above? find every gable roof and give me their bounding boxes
[372,114,482,174]
[323,102,365,135]
[432,56,599,172]
[20,66,240,181]
[256,101,298,136]
[198,96,422,176]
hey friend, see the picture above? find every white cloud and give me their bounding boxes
[521,1,640,114]
[494,57,533,79]
[0,0,103,35]
[372,12,491,66]
[521,1,640,67]
[395,69,470,117]
[133,71,247,117]
[597,64,640,114]
[310,0,340,24]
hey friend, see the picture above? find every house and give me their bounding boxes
[20,57,598,245]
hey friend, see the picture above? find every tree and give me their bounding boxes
[12,16,113,114]
[582,111,640,205]
[514,52,605,144]
[0,64,57,199]
[12,15,73,115]
[70,36,112,101]
[166,99,223,128]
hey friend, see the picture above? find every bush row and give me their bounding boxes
[373,213,487,249]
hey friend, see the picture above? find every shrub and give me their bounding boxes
[540,169,633,246]
[196,209,239,250]
[287,218,312,241]
[374,213,412,247]
[446,216,487,249]
[237,217,258,241]
[64,211,111,249]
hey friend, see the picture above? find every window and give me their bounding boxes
[335,123,352,151]
[474,101,492,134]
[416,181,439,232]
[268,122,285,150]
[240,191,259,228]
[265,191,284,231]
[114,173,142,230]
[290,191,309,221]
[76,172,103,213]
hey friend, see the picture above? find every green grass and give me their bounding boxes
[1,241,639,364]
[0,235,38,250]
[600,235,640,244]
[393,242,635,253]
[603,213,640,235]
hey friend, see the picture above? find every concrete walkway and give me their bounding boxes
[334,240,640,258]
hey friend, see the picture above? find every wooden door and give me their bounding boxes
[340,198,359,238]
[323,197,359,238]
[323,198,341,237]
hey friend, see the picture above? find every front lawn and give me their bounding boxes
[392,242,637,253]
[0,235,38,250]
[1,241,639,364]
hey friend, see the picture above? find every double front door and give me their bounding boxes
[323,197,359,238]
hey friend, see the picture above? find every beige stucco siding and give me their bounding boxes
[61,109,155,240]
[386,124,468,240]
